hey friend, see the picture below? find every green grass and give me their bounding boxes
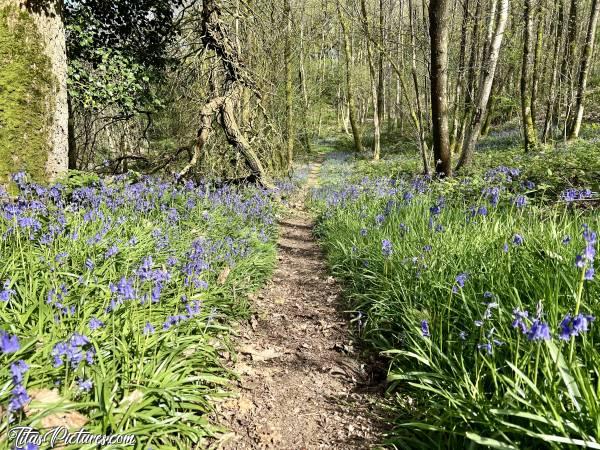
[310,135,600,449]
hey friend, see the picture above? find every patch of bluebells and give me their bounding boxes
[52,333,95,369]
[562,188,593,203]
[575,224,597,281]
[559,314,596,340]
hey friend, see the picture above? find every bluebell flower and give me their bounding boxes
[77,378,93,393]
[421,320,430,337]
[0,279,15,302]
[477,342,492,354]
[513,195,527,208]
[512,309,529,334]
[452,272,469,293]
[459,331,467,340]
[143,322,155,335]
[10,360,29,384]
[0,331,20,353]
[9,384,30,412]
[89,317,104,331]
[572,314,595,335]
[585,266,595,280]
[375,214,385,226]
[562,235,571,245]
[559,314,573,341]
[512,234,524,246]
[381,239,393,257]
[527,320,551,341]
[360,228,368,236]
[105,244,119,259]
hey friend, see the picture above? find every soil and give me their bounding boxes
[212,158,389,449]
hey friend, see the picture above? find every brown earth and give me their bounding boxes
[211,159,390,449]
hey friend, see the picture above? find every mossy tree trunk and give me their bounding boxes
[0,0,68,185]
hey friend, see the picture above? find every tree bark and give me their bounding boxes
[284,0,294,172]
[521,0,538,152]
[429,0,452,177]
[337,0,363,152]
[567,0,600,140]
[456,0,509,170]
[360,0,381,161]
[0,0,68,183]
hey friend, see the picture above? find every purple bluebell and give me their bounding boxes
[77,378,93,393]
[0,331,20,353]
[452,272,469,293]
[513,195,527,208]
[9,360,29,384]
[477,342,492,354]
[527,320,551,341]
[512,309,529,334]
[382,239,393,257]
[143,322,155,335]
[9,384,30,412]
[512,234,524,246]
[421,320,430,337]
[89,317,104,331]
[585,267,595,280]
[0,279,15,302]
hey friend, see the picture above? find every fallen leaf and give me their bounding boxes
[218,265,231,285]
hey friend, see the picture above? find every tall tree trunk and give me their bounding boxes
[530,0,545,126]
[521,0,538,152]
[450,0,470,154]
[377,0,385,127]
[542,0,564,142]
[456,0,509,170]
[0,0,68,184]
[360,0,381,160]
[284,0,294,172]
[409,0,430,173]
[337,0,363,152]
[567,0,600,140]
[429,0,452,177]
[554,0,578,134]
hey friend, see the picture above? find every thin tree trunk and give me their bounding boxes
[450,0,470,154]
[337,0,363,152]
[567,0,600,140]
[429,0,452,177]
[284,0,294,172]
[457,0,509,170]
[542,0,563,142]
[360,0,381,160]
[521,0,538,152]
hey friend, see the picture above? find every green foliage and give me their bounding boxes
[0,6,54,185]
[311,140,600,448]
[0,175,278,448]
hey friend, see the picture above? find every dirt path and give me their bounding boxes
[214,158,387,449]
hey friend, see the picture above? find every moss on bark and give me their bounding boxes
[0,5,56,186]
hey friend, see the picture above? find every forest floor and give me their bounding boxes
[213,156,389,449]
